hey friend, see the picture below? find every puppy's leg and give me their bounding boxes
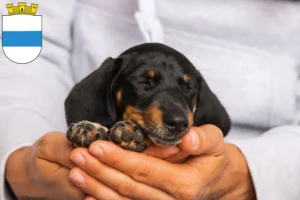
[66,121,109,148]
[109,120,151,152]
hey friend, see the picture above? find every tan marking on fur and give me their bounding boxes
[148,70,155,78]
[123,106,145,127]
[116,89,122,105]
[120,141,128,147]
[144,104,163,125]
[125,123,134,133]
[188,110,194,129]
[76,121,96,138]
[119,141,137,149]
[118,133,151,149]
[85,121,108,137]
[113,126,122,138]
[183,74,190,83]
[128,141,137,149]
[123,104,163,128]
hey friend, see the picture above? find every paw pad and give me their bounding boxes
[110,121,150,152]
[66,121,108,147]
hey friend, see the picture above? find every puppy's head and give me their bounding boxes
[65,43,230,147]
[110,43,230,146]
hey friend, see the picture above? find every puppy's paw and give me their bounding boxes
[110,120,151,152]
[66,121,109,147]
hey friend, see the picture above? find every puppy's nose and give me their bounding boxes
[163,115,189,134]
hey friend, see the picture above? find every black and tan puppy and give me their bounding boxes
[65,43,231,152]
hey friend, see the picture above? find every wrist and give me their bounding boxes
[219,143,256,200]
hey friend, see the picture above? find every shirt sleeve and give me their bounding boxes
[0,57,74,200]
[0,1,77,199]
[227,126,300,200]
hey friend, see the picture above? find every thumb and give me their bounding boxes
[33,132,75,169]
[178,125,224,155]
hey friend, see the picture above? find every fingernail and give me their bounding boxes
[69,171,85,185]
[70,153,85,167]
[89,145,104,158]
[189,130,199,147]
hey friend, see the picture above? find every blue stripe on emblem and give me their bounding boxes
[2,31,42,47]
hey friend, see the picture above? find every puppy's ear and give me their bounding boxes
[193,72,231,136]
[64,57,122,127]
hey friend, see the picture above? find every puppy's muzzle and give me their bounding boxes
[158,91,190,136]
[163,111,189,135]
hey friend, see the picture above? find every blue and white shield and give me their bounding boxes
[2,15,42,64]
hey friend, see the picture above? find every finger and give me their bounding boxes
[70,148,174,200]
[33,132,75,169]
[84,195,132,200]
[165,151,189,163]
[70,167,126,200]
[84,196,97,200]
[88,141,188,195]
[143,145,179,159]
[178,125,224,156]
[35,157,85,199]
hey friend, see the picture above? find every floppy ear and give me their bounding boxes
[64,57,122,128]
[193,72,231,136]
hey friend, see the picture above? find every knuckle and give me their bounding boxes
[37,132,52,146]
[207,125,223,139]
[213,127,224,142]
[177,186,199,200]
[117,180,136,196]
[43,131,62,140]
[33,132,64,158]
[199,125,224,151]
[35,132,58,148]
[132,161,151,181]
[34,140,50,159]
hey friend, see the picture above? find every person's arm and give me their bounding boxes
[227,125,300,200]
[0,55,72,199]
[0,1,78,198]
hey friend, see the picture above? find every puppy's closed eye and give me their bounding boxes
[140,79,156,90]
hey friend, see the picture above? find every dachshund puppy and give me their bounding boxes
[65,43,231,152]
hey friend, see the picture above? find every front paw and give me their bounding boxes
[109,120,151,152]
[66,121,109,148]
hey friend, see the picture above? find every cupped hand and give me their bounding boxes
[142,126,209,162]
[69,125,255,200]
[6,132,85,200]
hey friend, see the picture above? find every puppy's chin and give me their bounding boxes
[148,135,181,146]
[135,122,183,146]
[146,129,182,146]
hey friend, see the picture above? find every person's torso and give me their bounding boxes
[72,0,300,138]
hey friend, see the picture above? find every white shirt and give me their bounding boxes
[1,0,300,199]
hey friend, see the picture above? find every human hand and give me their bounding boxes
[5,132,85,200]
[142,125,210,163]
[69,125,256,200]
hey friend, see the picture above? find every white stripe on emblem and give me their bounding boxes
[3,47,42,64]
[3,15,41,31]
